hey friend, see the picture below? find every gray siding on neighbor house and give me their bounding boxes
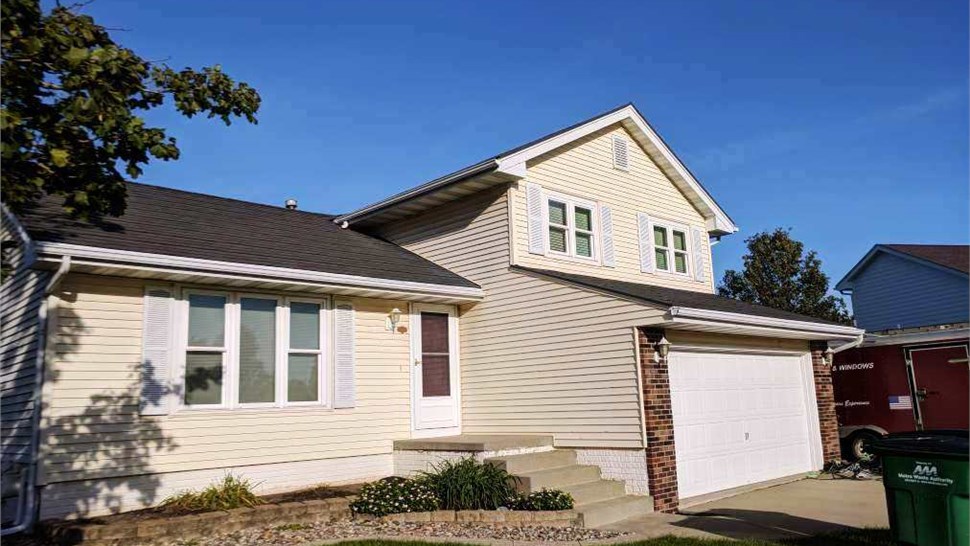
[850,251,969,332]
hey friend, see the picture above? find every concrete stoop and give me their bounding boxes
[487,448,654,528]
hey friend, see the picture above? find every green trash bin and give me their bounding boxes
[871,430,969,546]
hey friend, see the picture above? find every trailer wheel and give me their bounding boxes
[845,430,881,461]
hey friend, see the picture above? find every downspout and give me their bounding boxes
[2,255,71,536]
[830,333,865,354]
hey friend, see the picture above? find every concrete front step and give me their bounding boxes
[515,464,601,492]
[576,495,654,528]
[487,449,577,475]
[559,479,627,506]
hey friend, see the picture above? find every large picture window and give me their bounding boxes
[181,292,327,409]
[544,193,597,260]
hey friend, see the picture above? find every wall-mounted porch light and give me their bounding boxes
[386,308,402,331]
[654,336,671,362]
[824,347,835,367]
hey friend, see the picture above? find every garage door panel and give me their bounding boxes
[669,349,815,499]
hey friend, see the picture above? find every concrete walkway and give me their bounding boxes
[603,478,889,541]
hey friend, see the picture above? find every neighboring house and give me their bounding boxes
[832,244,969,457]
[0,104,862,530]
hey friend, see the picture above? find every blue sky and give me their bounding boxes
[76,0,967,293]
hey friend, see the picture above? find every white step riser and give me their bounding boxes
[487,450,577,474]
[516,465,601,492]
[579,496,654,528]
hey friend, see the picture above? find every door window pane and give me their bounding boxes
[653,226,668,248]
[675,253,688,273]
[239,298,276,404]
[421,313,450,397]
[575,207,592,231]
[575,232,592,257]
[185,352,223,405]
[548,201,567,226]
[288,354,319,402]
[673,230,687,251]
[656,249,669,271]
[290,302,320,350]
[549,227,567,253]
[188,294,226,346]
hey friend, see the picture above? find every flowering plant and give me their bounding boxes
[349,476,439,516]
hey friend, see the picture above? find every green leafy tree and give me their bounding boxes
[718,228,852,324]
[1,0,261,219]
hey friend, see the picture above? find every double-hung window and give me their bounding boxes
[181,291,327,409]
[653,223,690,275]
[545,193,597,260]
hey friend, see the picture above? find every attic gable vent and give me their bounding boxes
[612,135,629,171]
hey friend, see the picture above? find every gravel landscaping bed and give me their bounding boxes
[182,519,628,546]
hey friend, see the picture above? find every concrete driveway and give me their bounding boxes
[603,478,889,541]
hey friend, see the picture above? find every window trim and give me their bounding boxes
[542,190,600,263]
[176,287,331,412]
[650,218,692,277]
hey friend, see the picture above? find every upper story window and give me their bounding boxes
[653,222,690,275]
[545,193,597,260]
[182,291,328,409]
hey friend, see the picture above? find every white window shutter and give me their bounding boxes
[612,135,629,171]
[140,287,173,416]
[333,301,356,408]
[526,182,545,255]
[691,227,707,282]
[637,213,655,273]
[600,205,615,267]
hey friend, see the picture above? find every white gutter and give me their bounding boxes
[2,255,71,536]
[35,242,483,301]
[668,306,864,338]
[831,334,865,354]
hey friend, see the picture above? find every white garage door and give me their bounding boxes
[668,348,819,500]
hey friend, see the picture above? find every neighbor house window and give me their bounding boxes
[545,193,596,260]
[653,223,690,275]
[181,292,327,409]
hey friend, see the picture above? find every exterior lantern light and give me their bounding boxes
[824,346,835,367]
[386,308,402,331]
[655,336,671,362]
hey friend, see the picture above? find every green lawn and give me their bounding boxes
[326,529,895,546]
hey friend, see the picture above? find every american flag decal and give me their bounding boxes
[889,395,913,410]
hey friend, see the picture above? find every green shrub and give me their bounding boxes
[350,476,439,516]
[161,473,261,513]
[419,457,519,510]
[508,488,574,511]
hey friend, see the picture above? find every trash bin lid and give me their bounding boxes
[871,430,969,460]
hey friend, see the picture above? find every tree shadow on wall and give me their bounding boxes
[38,301,179,522]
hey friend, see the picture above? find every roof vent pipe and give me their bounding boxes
[285,199,298,210]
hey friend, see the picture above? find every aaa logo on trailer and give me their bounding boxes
[898,461,953,487]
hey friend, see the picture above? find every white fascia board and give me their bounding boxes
[863,327,970,347]
[35,242,484,300]
[495,105,739,235]
[669,306,864,337]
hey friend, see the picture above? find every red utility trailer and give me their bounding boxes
[832,331,969,459]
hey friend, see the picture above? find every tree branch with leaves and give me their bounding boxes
[1,0,261,219]
[718,228,852,324]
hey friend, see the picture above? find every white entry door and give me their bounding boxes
[411,304,460,436]
[668,348,820,499]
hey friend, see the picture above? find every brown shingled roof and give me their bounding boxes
[885,244,969,274]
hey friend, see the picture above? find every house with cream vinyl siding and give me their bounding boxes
[1,103,862,530]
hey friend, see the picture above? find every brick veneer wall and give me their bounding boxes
[810,341,841,462]
[637,328,679,513]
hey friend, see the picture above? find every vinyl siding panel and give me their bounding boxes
[1,216,50,459]
[850,253,969,331]
[380,187,659,448]
[39,273,411,511]
[513,124,715,293]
